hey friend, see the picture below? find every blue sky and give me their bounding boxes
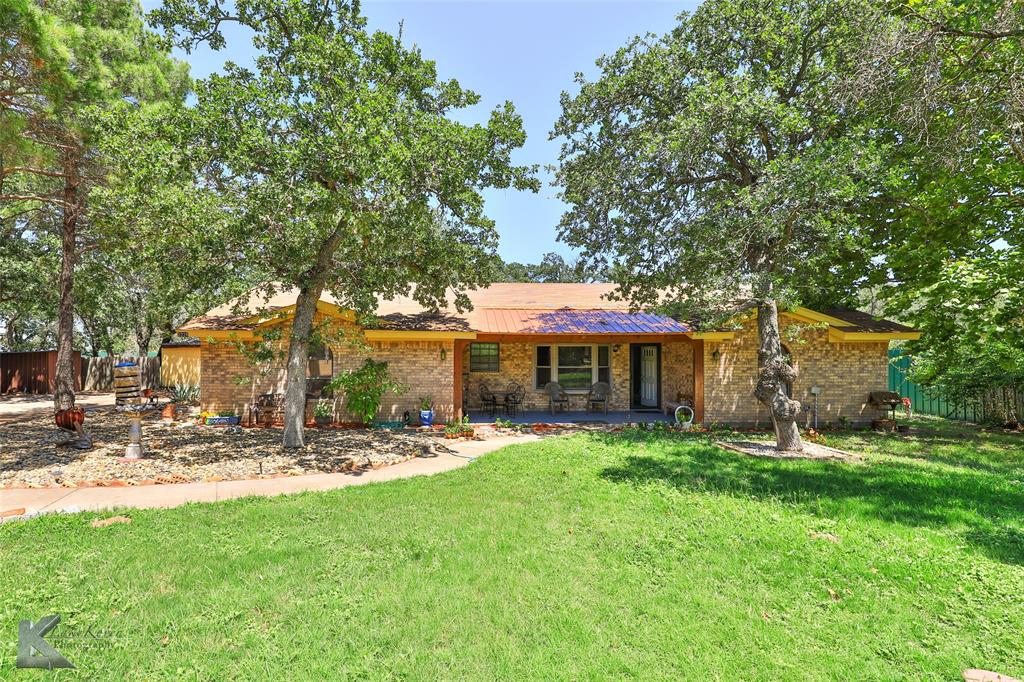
[143,0,700,263]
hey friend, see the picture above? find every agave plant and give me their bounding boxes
[169,383,201,404]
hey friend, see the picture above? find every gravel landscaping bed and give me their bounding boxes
[0,408,444,489]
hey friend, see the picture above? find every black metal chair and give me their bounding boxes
[504,381,525,417]
[251,393,284,427]
[587,381,611,414]
[479,383,498,418]
[544,382,569,416]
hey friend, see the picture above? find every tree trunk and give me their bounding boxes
[281,282,325,449]
[281,227,347,448]
[753,299,803,451]
[53,152,79,413]
[4,314,19,350]
[135,326,153,357]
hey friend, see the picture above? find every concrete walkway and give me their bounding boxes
[0,392,115,424]
[0,433,539,517]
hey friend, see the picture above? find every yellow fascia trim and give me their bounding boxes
[686,331,736,341]
[188,329,257,342]
[786,307,852,327]
[238,301,356,328]
[828,329,922,343]
[363,330,477,341]
[316,301,357,321]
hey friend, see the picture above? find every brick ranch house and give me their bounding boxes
[178,283,920,427]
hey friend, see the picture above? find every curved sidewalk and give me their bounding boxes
[0,434,538,517]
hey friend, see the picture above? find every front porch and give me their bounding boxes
[465,409,674,425]
[454,336,704,423]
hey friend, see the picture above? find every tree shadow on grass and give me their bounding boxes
[594,432,1024,566]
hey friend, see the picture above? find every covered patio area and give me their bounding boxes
[465,409,674,425]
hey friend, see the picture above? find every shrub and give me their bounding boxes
[326,359,407,425]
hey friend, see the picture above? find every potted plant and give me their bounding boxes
[443,416,474,439]
[418,395,434,427]
[205,410,241,426]
[313,399,334,427]
[164,383,200,420]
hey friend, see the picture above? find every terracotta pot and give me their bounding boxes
[161,403,177,420]
[55,407,85,431]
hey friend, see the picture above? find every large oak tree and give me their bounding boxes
[154,0,538,448]
[554,0,884,451]
[843,0,1024,414]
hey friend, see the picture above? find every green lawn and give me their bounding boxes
[2,418,1023,680]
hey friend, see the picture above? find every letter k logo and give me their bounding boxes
[17,614,74,669]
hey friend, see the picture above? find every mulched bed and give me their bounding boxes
[0,408,444,489]
[717,439,862,463]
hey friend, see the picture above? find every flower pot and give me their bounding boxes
[314,415,332,427]
[205,416,240,426]
[161,403,177,420]
[419,409,434,427]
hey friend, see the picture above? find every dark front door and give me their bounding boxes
[630,344,661,409]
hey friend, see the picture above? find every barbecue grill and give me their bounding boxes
[868,391,902,420]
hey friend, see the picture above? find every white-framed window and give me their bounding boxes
[535,344,610,391]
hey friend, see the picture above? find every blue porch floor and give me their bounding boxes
[465,409,673,425]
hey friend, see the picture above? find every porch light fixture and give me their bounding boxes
[711,347,720,361]
[612,344,622,352]
[440,348,447,361]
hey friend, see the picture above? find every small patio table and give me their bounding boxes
[501,384,525,418]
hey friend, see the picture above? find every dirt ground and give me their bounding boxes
[0,392,116,424]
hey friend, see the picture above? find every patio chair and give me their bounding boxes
[251,393,284,427]
[587,381,611,415]
[479,383,498,418]
[544,382,569,416]
[504,381,525,417]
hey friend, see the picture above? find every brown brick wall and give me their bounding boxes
[199,318,454,423]
[198,314,887,427]
[662,341,695,406]
[703,314,890,426]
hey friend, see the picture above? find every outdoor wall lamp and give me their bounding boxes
[612,344,622,352]
[440,348,447,361]
[711,347,720,361]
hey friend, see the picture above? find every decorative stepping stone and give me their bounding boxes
[964,670,1022,682]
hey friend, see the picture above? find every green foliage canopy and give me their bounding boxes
[152,0,537,446]
[553,0,884,321]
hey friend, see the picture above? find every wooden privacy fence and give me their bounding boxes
[888,349,1024,424]
[82,356,161,392]
[0,351,82,394]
